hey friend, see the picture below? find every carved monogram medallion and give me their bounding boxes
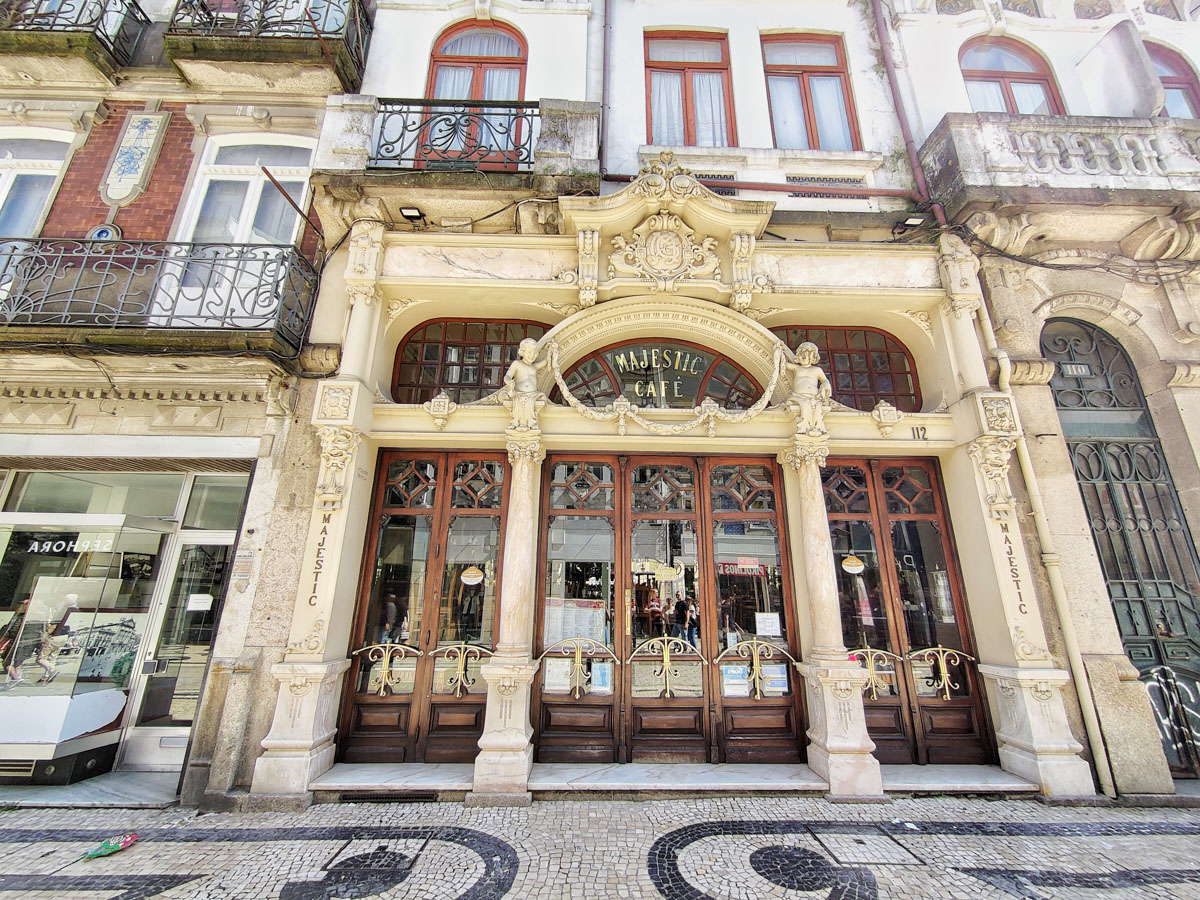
[608,210,721,292]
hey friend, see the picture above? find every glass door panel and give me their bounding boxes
[630,518,702,698]
[134,544,232,727]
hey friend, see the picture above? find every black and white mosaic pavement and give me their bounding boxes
[3,796,1200,898]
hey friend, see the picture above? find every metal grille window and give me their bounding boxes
[1043,317,1200,774]
[391,319,549,404]
[771,326,920,412]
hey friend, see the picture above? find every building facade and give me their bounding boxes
[1,0,1197,808]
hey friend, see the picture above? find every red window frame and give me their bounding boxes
[643,31,738,147]
[771,326,921,413]
[392,318,549,404]
[761,34,862,151]
[1148,44,1200,119]
[426,19,528,101]
[958,36,1065,116]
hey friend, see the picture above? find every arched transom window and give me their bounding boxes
[1149,44,1199,119]
[771,326,920,412]
[429,22,526,102]
[392,319,549,404]
[959,38,1064,115]
[558,340,762,409]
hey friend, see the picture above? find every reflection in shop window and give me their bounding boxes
[3,472,185,516]
[182,475,249,530]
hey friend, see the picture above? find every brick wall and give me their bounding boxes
[41,101,196,241]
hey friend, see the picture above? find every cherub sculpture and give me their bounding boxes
[782,341,833,437]
[503,337,550,430]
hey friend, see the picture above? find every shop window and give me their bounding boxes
[762,35,859,151]
[770,326,920,412]
[0,135,71,239]
[182,475,250,530]
[645,32,736,147]
[429,21,526,102]
[556,340,762,410]
[3,472,185,517]
[1148,44,1200,119]
[959,37,1064,115]
[391,319,550,404]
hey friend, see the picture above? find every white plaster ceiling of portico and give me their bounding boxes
[558,152,774,306]
[533,294,788,402]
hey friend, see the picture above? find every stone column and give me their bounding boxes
[469,427,544,805]
[783,435,884,799]
[937,233,991,394]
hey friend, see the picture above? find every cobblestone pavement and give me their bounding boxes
[3,795,1200,899]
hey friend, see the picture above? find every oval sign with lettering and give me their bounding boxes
[461,566,485,586]
[841,555,866,575]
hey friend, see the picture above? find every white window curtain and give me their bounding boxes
[0,174,55,238]
[647,39,721,63]
[483,67,521,151]
[1010,82,1051,114]
[433,65,473,100]
[650,71,685,145]
[965,80,1006,113]
[763,42,837,67]
[691,72,728,147]
[432,66,475,152]
[810,76,853,151]
[767,76,808,150]
[442,28,520,57]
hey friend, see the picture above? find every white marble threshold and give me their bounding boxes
[313,761,1039,794]
[0,770,180,808]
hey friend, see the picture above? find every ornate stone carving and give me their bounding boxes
[871,400,904,437]
[966,211,1041,256]
[730,232,755,311]
[782,435,830,470]
[347,228,382,278]
[422,392,458,429]
[968,434,1018,518]
[742,306,783,322]
[387,298,416,323]
[345,282,378,307]
[286,618,326,656]
[1143,0,1180,18]
[1001,0,1039,14]
[608,210,721,291]
[1032,293,1141,326]
[538,299,581,317]
[1074,0,1113,16]
[502,338,549,431]
[506,434,546,464]
[900,310,933,336]
[577,228,599,307]
[1013,626,1051,661]
[1166,362,1200,388]
[318,385,352,420]
[936,0,976,11]
[316,425,361,509]
[782,342,833,437]
[626,151,712,205]
[1119,213,1200,262]
[937,234,983,318]
[982,396,1017,433]
[1008,358,1057,385]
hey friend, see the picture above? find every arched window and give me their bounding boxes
[959,38,1064,115]
[770,326,920,412]
[557,340,761,409]
[392,319,549,404]
[1042,318,1200,774]
[428,21,527,102]
[1148,44,1199,119]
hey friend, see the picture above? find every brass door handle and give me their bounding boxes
[624,588,632,636]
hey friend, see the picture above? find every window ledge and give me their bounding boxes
[638,145,884,180]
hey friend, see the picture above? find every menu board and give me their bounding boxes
[544,597,607,645]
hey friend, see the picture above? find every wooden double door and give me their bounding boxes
[823,458,992,765]
[340,452,508,763]
[533,455,807,764]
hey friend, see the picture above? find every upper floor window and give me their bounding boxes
[645,33,735,147]
[393,319,549,404]
[1149,44,1199,119]
[182,141,313,248]
[429,22,526,102]
[762,35,859,151]
[771,326,920,413]
[0,136,70,239]
[959,38,1064,115]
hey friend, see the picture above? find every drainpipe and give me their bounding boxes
[599,0,612,175]
[602,172,920,201]
[975,293,1119,799]
[868,0,946,226]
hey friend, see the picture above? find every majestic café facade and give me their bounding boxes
[239,153,1110,804]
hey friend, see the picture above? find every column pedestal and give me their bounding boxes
[979,664,1096,798]
[468,658,539,805]
[251,659,350,804]
[799,660,885,799]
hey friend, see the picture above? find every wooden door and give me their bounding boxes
[339,452,507,764]
[532,454,806,764]
[823,458,992,765]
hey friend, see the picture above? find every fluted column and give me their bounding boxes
[783,434,884,799]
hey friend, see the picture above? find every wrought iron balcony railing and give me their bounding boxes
[167,0,371,82]
[371,99,540,171]
[0,239,316,354]
[0,0,149,66]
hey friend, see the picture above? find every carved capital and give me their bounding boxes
[782,435,830,470]
[506,432,545,464]
[316,425,361,509]
[345,282,378,307]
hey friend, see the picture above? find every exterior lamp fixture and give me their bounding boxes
[902,215,926,227]
[399,207,424,222]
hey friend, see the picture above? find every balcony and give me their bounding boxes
[0,239,316,360]
[920,112,1200,219]
[0,0,149,87]
[164,0,371,94]
[370,99,541,172]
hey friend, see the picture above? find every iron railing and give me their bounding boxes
[0,0,149,66]
[167,0,371,75]
[371,99,540,170]
[0,239,317,352]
